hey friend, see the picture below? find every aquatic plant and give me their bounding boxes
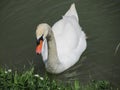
[0,67,116,90]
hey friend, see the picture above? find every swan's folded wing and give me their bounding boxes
[64,3,79,21]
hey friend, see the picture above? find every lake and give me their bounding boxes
[0,0,120,88]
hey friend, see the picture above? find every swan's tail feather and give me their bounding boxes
[64,3,79,21]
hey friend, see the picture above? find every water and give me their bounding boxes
[0,0,120,88]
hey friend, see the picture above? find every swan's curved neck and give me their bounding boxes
[47,29,58,61]
[46,28,61,71]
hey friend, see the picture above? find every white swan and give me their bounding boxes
[35,3,87,74]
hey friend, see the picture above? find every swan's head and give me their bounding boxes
[35,23,50,55]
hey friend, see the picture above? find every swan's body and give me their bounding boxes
[36,3,87,74]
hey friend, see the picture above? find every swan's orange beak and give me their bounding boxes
[36,40,43,55]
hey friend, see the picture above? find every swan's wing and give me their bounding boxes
[64,3,79,21]
[51,3,86,69]
[52,16,83,67]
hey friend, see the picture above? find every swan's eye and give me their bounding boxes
[36,35,43,45]
[36,39,40,45]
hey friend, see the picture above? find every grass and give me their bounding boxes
[0,67,117,90]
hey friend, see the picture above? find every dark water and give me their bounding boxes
[0,0,120,88]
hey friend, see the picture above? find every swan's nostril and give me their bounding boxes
[36,52,40,55]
